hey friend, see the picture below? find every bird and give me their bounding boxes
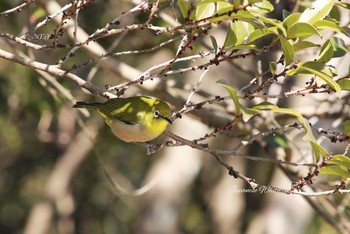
[73,96,172,142]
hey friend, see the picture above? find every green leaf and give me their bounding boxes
[257,15,286,36]
[252,102,328,161]
[328,155,350,169]
[318,38,348,63]
[339,79,350,91]
[232,20,246,46]
[330,37,347,58]
[210,35,218,54]
[318,39,334,63]
[246,27,276,43]
[336,2,350,10]
[240,105,261,122]
[217,80,260,121]
[293,40,320,52]
[287,22,320,39]
[217,80,241,115]
[282,13,301,29]
[278,35,294,66]
[195,2,215,20]
[269,61,276,74]
[344,120,350,135]
[247,0,274,14]
[178,0,190,18]
[224,21,246,47]
[329,4,341,22]
[287,61,341,93]
[299,0,335,25]
[233,0,240,9]
[320,165,350,178]
[314,19,349,35]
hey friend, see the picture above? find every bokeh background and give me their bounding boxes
[0,0,349,234]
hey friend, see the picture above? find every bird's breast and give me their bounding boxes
[106,119,156,142]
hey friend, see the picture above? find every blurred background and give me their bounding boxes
[0,0,349,234]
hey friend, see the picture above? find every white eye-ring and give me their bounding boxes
[154,110,160,118]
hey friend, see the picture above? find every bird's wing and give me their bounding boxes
[97,98,140,125]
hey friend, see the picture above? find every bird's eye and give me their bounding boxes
[154,110,160,118]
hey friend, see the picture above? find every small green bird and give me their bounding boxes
[73,96,172,142]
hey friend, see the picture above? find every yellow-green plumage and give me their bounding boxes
[73,96,172,142]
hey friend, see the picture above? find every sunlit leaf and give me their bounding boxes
[328,155,350,169]
[224,21,246,47]
[282,13,301,29]
[196,2,215,20]
[246,27,276,43]
[287,62,341,93]
[178,0,190,18]
[320,165,350,178]
[210,35,218,54]
[293,40,320,52]
[336,2,350,10]
[217,80,260,121]
[251,102,328,161]
[278,35,294,66]
[339,79,350,91]
[314,19,349,35]
[299,0,335,25]
[247,0,274,14]
[287,22,320,39]
[269,61,276,74]
[318,39,334,63]
[217,79,241,115]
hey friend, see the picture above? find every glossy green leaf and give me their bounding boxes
[299,0,335,25]
[344,120,350,135]
[328,155,350,169]
[240,106,261,122]
[339,79,350,91]
[217,80,260,121]
[178,0,190,18]
[215,1,234,17]
[233,0,240,9]
[224,21,246,47]
[287,22,320,39]
[196,2,215,20]
[247,0,274,14]
[287,62,341,93]
[269,61,276,74]
[257,15,286,36]
[217,80,241,115]
[278,35,294,66]
[282,13,301,29]
[336,2,350,10]
[318,37,347,63]
[329,4,341,22]
[320,165,350,178]
[330,37,347,58]
[293,40,320,52]
[246,27,276,43]
[318,39,334,63]
[210,35,218,54]
[314,19,348,35]
[232,20,246,45]
[252,102,328,161]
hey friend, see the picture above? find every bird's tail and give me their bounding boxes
[73,101,102,109]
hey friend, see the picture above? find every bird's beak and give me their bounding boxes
[165,117,172,124]
[159,114,172,124]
